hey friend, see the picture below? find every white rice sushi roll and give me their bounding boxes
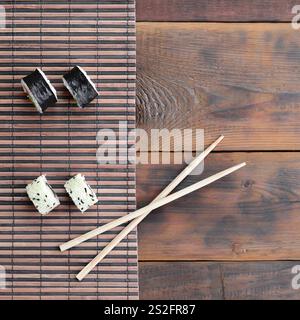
[21,68,58,113]
[62,66,99,108]
[64,174,98,213]
[26,175,60,215]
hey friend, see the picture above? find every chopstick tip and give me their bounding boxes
[59,244,66,252]
[76,273,83,281]
[237,162,247,169]
[213,135,224,146]
[217,135,224,142]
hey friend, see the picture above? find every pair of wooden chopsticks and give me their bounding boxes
[59,135,246,281]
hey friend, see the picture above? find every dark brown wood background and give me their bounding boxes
[136,0,300,299]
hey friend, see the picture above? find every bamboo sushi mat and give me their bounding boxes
[0,0,137,299]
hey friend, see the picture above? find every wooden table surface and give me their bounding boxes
[136,0,300,300]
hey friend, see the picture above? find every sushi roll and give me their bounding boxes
[62,66,99,108]
[64,174,98,213]
[26,175,60,215]
[21,69,58,113]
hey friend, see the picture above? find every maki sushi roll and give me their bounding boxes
[21,69,58,113]
[63,66,99,108]
[64,174,98,213]
[26,175,60,215]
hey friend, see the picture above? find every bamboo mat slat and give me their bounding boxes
[0,0,138,300]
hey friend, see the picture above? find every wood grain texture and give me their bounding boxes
[137,23,300,151]
[140,262,223,300]
[137,152,300,261]
[137,0,298,22]
[139,261,300,300]
[0,1,138,300]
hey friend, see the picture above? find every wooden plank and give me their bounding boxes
[137,0,297,22]
[139,262,223,300]
[139,261,300,300]
[137,23,300,151]
[137,152,300,261]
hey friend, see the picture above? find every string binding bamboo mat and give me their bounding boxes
[0,0,138,299]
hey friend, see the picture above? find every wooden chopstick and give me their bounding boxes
[60,135,224,252]
[76,161,246,281]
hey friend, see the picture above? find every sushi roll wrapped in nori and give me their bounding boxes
[21,69,58,113]
[64,174,98,213]
[62,66,99,108]
[26,175,60,215]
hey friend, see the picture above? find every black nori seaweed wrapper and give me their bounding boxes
[23,69,57,112]
[63,66,99,108]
